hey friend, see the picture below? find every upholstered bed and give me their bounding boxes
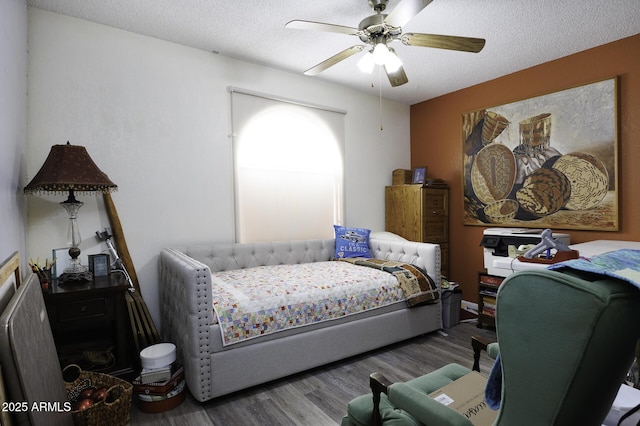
[159,234,442,402]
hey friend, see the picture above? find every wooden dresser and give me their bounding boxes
[385,184,449,277]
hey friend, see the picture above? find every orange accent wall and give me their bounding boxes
[410,33,640,303]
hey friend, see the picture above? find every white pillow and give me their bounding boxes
[369,231,407,241]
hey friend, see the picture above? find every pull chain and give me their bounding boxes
[379,66,383,131]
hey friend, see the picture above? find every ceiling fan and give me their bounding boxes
[285,0,486,87]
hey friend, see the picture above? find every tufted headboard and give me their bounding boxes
[174,237,440,285]
[175,239,335,272]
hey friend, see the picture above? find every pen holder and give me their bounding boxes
[35,268,52,289]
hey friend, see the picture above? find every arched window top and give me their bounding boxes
[237,104,342,175]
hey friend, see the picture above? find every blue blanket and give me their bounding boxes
[485,354,502,410]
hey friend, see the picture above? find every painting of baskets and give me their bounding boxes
[462,77,618,231]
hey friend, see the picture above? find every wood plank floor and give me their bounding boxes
[130,320,496,426]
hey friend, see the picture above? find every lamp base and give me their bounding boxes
[64,256,88,274]
[58,271,93,285]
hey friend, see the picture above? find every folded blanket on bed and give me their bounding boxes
[336,257,439,307]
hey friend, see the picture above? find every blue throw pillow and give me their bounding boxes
[334,225,371,259]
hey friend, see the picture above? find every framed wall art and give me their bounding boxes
[462,77,618,231]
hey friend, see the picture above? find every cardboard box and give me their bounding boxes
[429,371,498,426]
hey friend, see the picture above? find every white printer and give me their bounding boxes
[480,228,571,277]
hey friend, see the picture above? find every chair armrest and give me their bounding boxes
[472,335,497,372]
[387,383,474,426]
[370,373,392,426]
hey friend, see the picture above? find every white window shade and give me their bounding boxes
[230,88,345,243]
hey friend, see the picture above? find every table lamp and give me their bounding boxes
[24,142,117,281]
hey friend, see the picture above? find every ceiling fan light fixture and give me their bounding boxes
[372,42,390,65]
[385,48,403,72]
[287,0,486,88]
[357,51,375,74]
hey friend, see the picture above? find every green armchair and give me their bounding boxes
[342,269,640,426]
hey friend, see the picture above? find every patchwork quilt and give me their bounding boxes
[211,260,438,346]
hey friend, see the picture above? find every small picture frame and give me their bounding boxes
[412,167,427,184]
[52,248,72,278]
[88,254,110,278]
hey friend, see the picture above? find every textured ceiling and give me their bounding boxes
[26,0,640,105]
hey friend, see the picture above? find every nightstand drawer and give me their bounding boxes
[58,298,107,322]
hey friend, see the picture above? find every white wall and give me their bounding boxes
[0,0,28,267]
[26,8,411,330]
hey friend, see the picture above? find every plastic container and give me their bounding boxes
[442,288,462,329]
[140,343,176,369]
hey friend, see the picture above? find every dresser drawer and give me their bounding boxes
[58,298,107,322]
[422,188,449,216]
[422,216,449,243]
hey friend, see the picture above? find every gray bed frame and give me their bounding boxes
[159,237,442,402]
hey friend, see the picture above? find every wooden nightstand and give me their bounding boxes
[42,272,136,379]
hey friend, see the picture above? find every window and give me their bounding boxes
[230,88,345,243]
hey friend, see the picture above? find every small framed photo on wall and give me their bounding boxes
[88,254,110,278]
[412,167,427,184]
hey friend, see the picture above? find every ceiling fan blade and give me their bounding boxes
[285,20,359,36]
[385,0,433,28]
[385,64,409,87]
[402,33,486,53]
[304,46,365,76]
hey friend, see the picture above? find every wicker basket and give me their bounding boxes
[63,364,133,426]
[484,199,519,223]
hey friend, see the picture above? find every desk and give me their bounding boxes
[490,240,640,277]
[43,272,135,379]
[480,240,640,329]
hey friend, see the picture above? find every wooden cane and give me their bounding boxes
[102,192,159,352]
